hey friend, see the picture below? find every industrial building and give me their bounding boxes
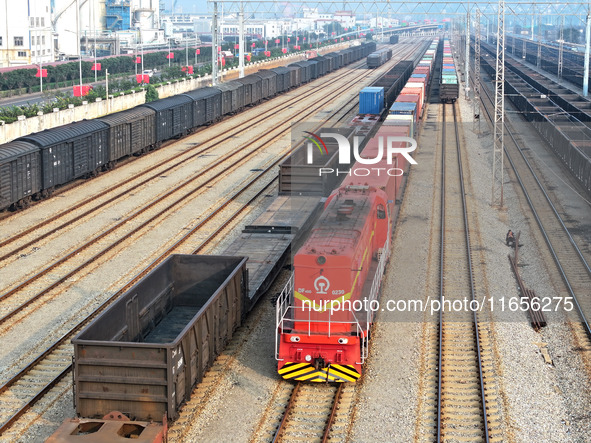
[0,0,53,67]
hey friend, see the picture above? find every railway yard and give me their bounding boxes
[0,30,590,443]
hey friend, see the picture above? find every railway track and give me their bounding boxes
[0,54,393,329]
[432,103,491,441]
[272,383,344,443]
[477,69,591,336]
[0,43,420,253]
[0,42,425,439]
[249,381,355,443]
[0,56,372,258]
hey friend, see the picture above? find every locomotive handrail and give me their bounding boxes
[275,273,294,360]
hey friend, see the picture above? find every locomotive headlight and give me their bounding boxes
[316,256,326,265]
[290,336,300,342]
[338,338,348,344]
[305,355,312,362]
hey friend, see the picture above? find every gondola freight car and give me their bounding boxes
[72,254,247,422]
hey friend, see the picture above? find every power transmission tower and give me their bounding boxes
[558,15,564,80]
[212,1,219,85]
[492,0,505,207]
[474,8,481,133]
[465,5,471,100]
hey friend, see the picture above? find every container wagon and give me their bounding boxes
[359,87,385,115]
[440,39,459,102]
[390,34,399,44]
[72,254,248,422]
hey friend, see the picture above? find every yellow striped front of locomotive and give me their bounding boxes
[278,362,361,383]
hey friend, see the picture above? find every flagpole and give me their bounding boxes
[76,0,82,92]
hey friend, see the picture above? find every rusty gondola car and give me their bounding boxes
[56,255,247,441]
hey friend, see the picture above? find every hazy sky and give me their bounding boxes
[172,0,210,14]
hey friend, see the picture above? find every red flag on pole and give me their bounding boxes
[195,49,200,55]
[287,38,290,42]
[235,44,239,49]
[166,52,174,59]
[246,54,251,61]
[188,66,193,74]
[282,48,287,54]
[73,85,91,96]
[35,69,47,78]
[135,56,141,63]
[91,63,101,71]
[275,39,280,44]
[251,42,255,48]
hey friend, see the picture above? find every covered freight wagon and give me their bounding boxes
[253,70,278,98]
[270,67,291,92]
[98,107,157,162]
[182,87,223,127]
[0,141,41,210]
[140,95,194,142]
[73,254,248,422]
[237,74,263,106]
[20,120,109,189]
[289,61,313,83]
[214,81,245,115]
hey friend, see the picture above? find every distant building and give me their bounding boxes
[0,0,53,67]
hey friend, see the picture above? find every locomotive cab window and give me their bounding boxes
[377,204,386,219]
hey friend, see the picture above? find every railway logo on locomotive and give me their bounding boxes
[304,131,418,166]
[313,276,330,294]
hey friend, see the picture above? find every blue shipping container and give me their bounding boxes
[389,101,417,116]
[359,87,385,115]
[411,74,427,78]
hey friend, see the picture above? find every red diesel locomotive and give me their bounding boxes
[275,134,411,382]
